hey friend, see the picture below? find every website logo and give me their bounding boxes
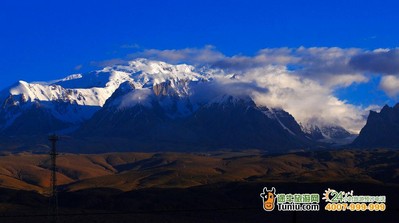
[260,186,386,212]
[260,187,320,212]
[322,188,386,212]
[260,187,276,211]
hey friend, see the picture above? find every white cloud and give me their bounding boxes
[132,46,367,88]
[349,48,399,75]
[364,104,382,112]
[379,75,399,97]
[232,66,367,133]
[135,45,225,64]
[321,74,368,88]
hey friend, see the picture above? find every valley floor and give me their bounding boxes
[0,148,398,222]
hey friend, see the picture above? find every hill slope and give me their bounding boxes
[0,149,397,193]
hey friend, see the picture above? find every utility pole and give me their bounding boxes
[48,134,59,223]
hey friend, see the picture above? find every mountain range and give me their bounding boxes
[0,59,392,152]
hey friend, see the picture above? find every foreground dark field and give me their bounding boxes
[0,182,398,223]
[0,149,398,222]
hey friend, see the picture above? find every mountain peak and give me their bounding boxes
[125,58,207,86]
[381,104,391,112]
[353,102,399,148]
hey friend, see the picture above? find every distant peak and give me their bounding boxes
[9,80,30,94]
[380,104,392,113]
[17,80,28,85]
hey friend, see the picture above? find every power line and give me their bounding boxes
[48,134,59,223]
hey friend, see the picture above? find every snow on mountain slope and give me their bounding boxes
[7,80,103,106]
[2,59,211,107]
[301,122,354,145]
[0,59,218,132]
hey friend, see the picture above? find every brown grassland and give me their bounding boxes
[0,148,398,222]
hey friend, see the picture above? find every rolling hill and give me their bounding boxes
[0,149,397,194]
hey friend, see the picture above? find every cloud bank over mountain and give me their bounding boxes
[134,46,369,87]
[120,46,399,133]
[7,46,397,135]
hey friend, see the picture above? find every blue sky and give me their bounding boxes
[1,0,399,108]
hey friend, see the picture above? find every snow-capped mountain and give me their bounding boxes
[0,59,211,134]
[0,58,347,152]
[301,123,355,145]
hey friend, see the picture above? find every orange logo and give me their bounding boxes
[260,187,276,211]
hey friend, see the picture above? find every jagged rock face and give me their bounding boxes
[183,96,312,150]
[352,104,399,148]
[152,80,190,97]
[303,125,324,140]
[268,109,306,137]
